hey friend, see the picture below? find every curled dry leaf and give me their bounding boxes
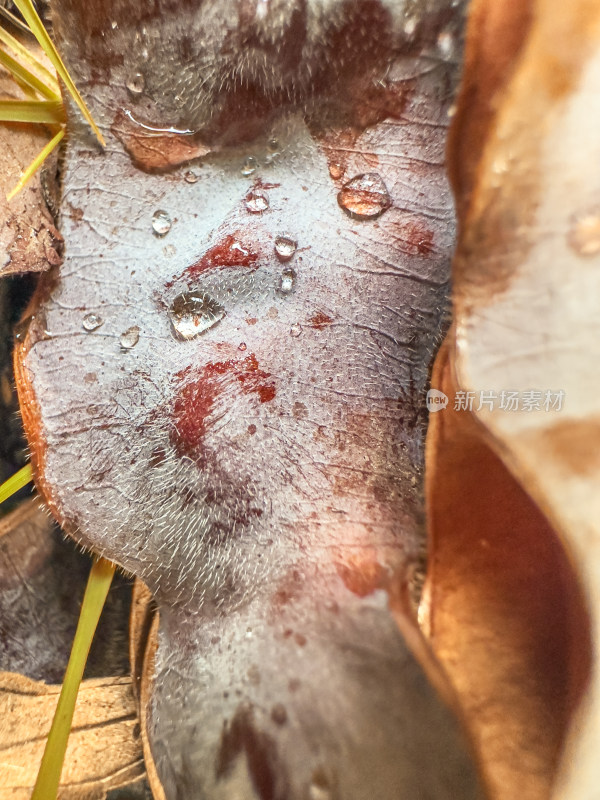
[424,0,599,798]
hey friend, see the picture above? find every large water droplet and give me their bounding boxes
[265,138,281,165]
[184,169,199,184]
[337,173,391,220]
[278,269,295,294]
[169,292,225,340]
[245,189,269,213]
[126,72,145,96]
[152,210,172,237]
[241,156,258,177]
[274,235,297,262]
[82,313,103,332]
[568,213,600,256]
[290,323,302,338]
[120,325,140,349]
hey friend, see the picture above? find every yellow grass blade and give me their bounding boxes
[0,98,64,123]
[7,126,64,200]
[11,0,105,146]
[0,24,59,94]
[31,557,116,800]
[0,46,60,99]
[0,463,32,504]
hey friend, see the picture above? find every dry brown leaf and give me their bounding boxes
[0,673,144,799]
[425,0,600,798]
[0,41,62,276]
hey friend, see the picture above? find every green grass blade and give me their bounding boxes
[0,46,60,99]
[7,126,64,200]
[11,0,105,146]
[31,556,116,800]
[0,98,64,123]
[0,463,32,504]
[0,24,59,93]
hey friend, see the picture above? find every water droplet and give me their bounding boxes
[245,188,269,213]
[278,268,295,294]
[152,210,172,237]
[568,213,600,256]
[111,20,118,29]
[184,169,199,184]
[274,235,297,262]
[404,16,417,36]
[328,163,344,180]
[265,138,281,165]
[120,325,140,349]
[82,313,103,332]
[238,342,247,351]
[241,156,258,177]
[290,323,302,338]
[126,72,145,96]
[337,173,391,220]
[169,292,225,340]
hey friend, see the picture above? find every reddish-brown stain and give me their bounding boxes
[391,219,435,256]
[171,354,275,457]
[308,311,333,330]
[165,234,259,289]
[111,109,212,171]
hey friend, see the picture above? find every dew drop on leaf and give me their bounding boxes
[126,72,145,96]
[241,156,258,177]
[120,325,140,349]
[152,210,172,237]
[169,292,225,340]
[82,313,103,332]
[278,269,295,294]
[290,323,302,338]
[337,173,391,220]
[274,235,297,262]
[245,189,269,213]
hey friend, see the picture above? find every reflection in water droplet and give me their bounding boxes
[274,235,297,262]
[126,72,145,96]
[241,156,258,177]
[290,323,302,338]
[184,170,199,184]
[82,313,103,332]
[169,292,225,340]
[338,173,391,220]
[120,326,140,349]
[152,210,172,237]
[245,189,269,213]
[279,269,295,294]
[568,213,600,257]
